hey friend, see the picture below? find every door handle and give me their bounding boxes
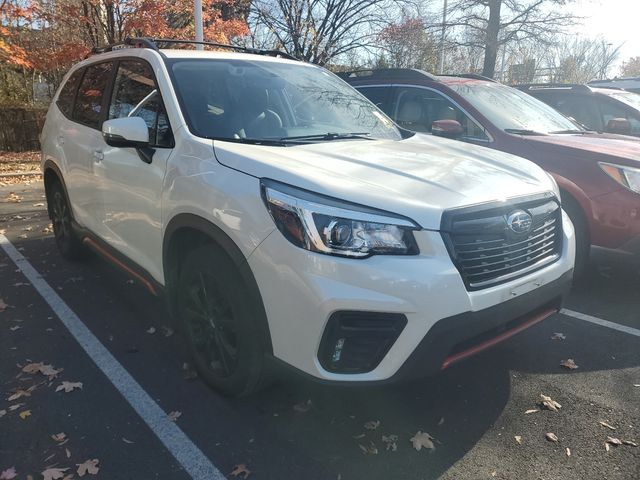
[92,150,104,162]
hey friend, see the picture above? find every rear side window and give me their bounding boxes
[109,60,173,147]
[56,69,83,118]
[73,62,113,129]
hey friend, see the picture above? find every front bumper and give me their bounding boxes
[248,211,575,382]
[590,188,640,254]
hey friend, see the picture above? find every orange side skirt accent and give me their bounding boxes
[82,237,158,296]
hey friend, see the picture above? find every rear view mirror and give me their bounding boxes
[432,119,463,139]
[605,117,632,135]
[102,117,150,148]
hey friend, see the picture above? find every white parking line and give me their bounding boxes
[560,308,640,338]
[0,234,224,480]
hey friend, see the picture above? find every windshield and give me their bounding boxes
[447,82,582,134]
[606,90,640,111]
[169,59,402,144]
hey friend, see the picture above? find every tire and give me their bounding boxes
[561,191,590,278]
[48,180,87,261]
[176,244,268,397]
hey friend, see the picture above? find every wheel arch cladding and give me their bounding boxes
[163,213,273,355]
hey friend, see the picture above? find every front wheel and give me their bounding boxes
[561,192,590,279]
[176,244,268,397]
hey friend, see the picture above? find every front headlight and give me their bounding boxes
[599,162,640,194]
[261,180,420,258]
[545,172,561,199]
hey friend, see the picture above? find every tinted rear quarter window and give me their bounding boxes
[56,69,83,118]
[73,62,113,129]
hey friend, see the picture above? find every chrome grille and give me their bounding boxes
[441,195,562,290]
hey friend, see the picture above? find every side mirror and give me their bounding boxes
[605,117,631,135]
[432,119,463,139]
[102,117,150,148]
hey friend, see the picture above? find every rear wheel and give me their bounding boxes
[176,244,268,397]
[48,180,87,261]
[561,192,590,278]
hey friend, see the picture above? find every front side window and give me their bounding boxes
[169,59,402,144]
[57,69,83,118]
[392,87,489,140]
[448,82,581,134]
[73,62,113,129]
[109,60,173,147]
[598,96,640,135]
[549,94,603,131]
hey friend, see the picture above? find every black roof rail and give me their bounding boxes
[514,83,592,92]
[446,73,497,82]
[335,68,438,82]
[89,37,297,61]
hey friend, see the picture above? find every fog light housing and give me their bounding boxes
[318,311,407,373]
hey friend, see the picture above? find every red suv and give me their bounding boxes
[340,70,640,274]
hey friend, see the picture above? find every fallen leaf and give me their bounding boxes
[566,447,571,457]
[0,467,17,480]
[122,437,134,444]
[605,442,610,452]
[33,202,45,207]
[634,384,640,387]
[9,326,21,331]
[51,433,67,443]
[551,332,566,340]
[7,389,31,401]
[546,432,559,443]
[540,394,562,412]
[6,193,21,203]
[599,421,616,431]
[0,410,6,418]
[55,381,83,393]
[410,431,435,451]
[18,410,31,419]
[22,362,42,374]
[230,464,251,479]
[382,434,398,451]
[161,326,174,337]
[65,448,71,459]
[524,409,539,415]
[622,440,638,447]
[8,404,24,411]
[515,435,522,445]
[76,459,99,476]
[22,362,62,379]
[0,298,7,311]
[41,467,68,480]
[560,358,579,370]
[293,399,312,413]
[358,442,378,455]
[168,411,182,422]
[364,420,380,431]
[606,436,622,446]
[146,327,156,334]
[352,433,365,439]
[437,417,445,426]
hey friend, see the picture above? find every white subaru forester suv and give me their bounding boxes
[41,38,575,396]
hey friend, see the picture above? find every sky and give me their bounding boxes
[568,0,640,74]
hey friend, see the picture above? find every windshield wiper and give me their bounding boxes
[504,128,546,136]
[279,132,373,142]
[549,129,592,134]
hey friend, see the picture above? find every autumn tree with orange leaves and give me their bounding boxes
[0,0,249,104]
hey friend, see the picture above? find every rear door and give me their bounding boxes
[63,61,115,233]
[95,58,174,281]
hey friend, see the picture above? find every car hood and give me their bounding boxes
[525,133,640,164]
[213,134,554,230]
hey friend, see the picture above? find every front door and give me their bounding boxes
[95,59,174,282]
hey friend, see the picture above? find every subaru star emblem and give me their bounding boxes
[507,210,532,234]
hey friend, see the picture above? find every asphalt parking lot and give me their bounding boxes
[1,182,639,480]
